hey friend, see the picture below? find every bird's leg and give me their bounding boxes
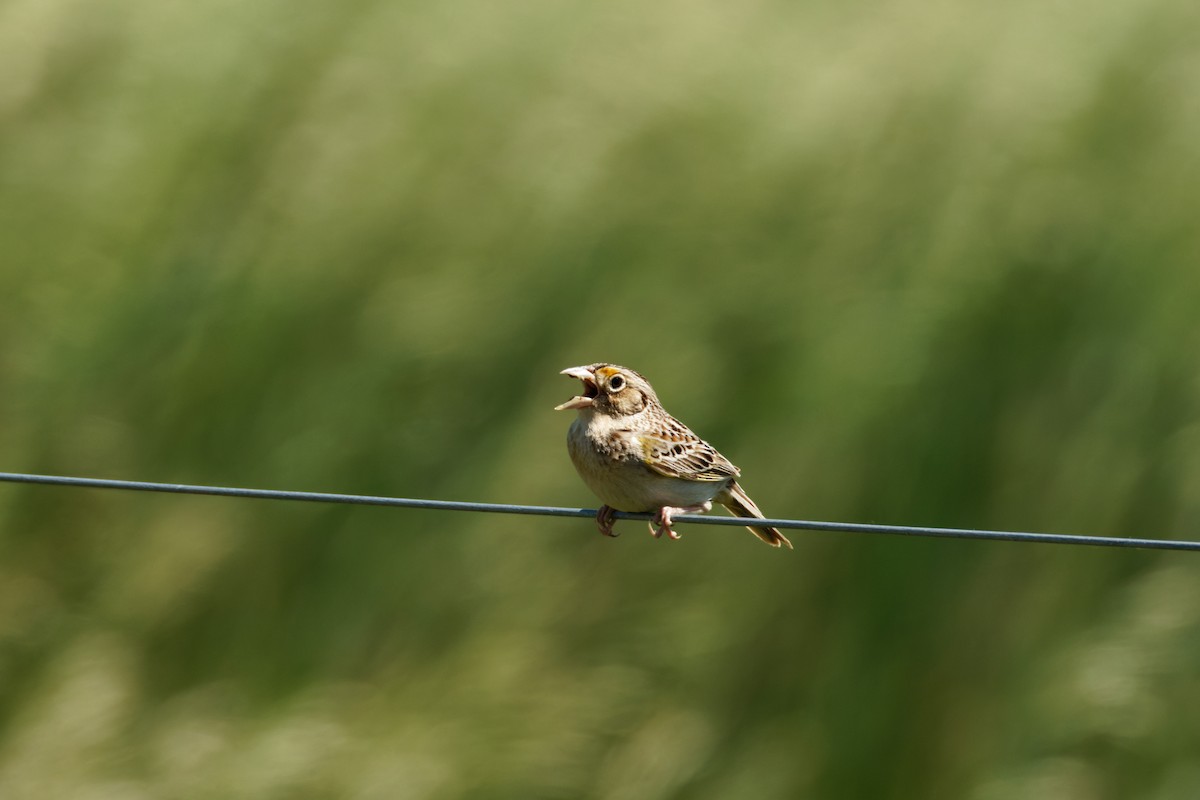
[649,501,713,540]
[595,504,620,537]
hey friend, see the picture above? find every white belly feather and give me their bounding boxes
[566,416,728,511]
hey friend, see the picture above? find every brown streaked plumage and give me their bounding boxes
[554,363,791,548]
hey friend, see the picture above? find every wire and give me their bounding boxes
[0,470,1196,552]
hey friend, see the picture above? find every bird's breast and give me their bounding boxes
[566,416,726,511]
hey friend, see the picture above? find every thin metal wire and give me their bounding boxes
[0,471,1196,552]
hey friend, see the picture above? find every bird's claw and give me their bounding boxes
[596,505,620,537]
[649,502,712,541]
[650,508,682,540]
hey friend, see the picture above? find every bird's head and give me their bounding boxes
[554,363,658,417]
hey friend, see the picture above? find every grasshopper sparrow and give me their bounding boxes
[555,363,792,548]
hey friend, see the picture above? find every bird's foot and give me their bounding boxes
[596,504,619,537]
[649,502,712,541]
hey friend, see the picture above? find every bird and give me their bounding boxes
[554,363,792,548]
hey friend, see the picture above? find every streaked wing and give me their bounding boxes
[636,418,740,482]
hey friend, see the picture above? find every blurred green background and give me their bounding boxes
[2,1,1200,797]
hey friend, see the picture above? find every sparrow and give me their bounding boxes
[555,363,791,548]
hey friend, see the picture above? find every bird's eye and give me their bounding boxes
[608,374,625,391]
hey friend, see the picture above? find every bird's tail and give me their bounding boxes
[719,481,792,549]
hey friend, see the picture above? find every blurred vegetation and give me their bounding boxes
[2,0,1200,797]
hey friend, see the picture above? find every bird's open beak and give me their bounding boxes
[554,365,598,410]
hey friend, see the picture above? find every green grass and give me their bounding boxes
[2,1,1200,797]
